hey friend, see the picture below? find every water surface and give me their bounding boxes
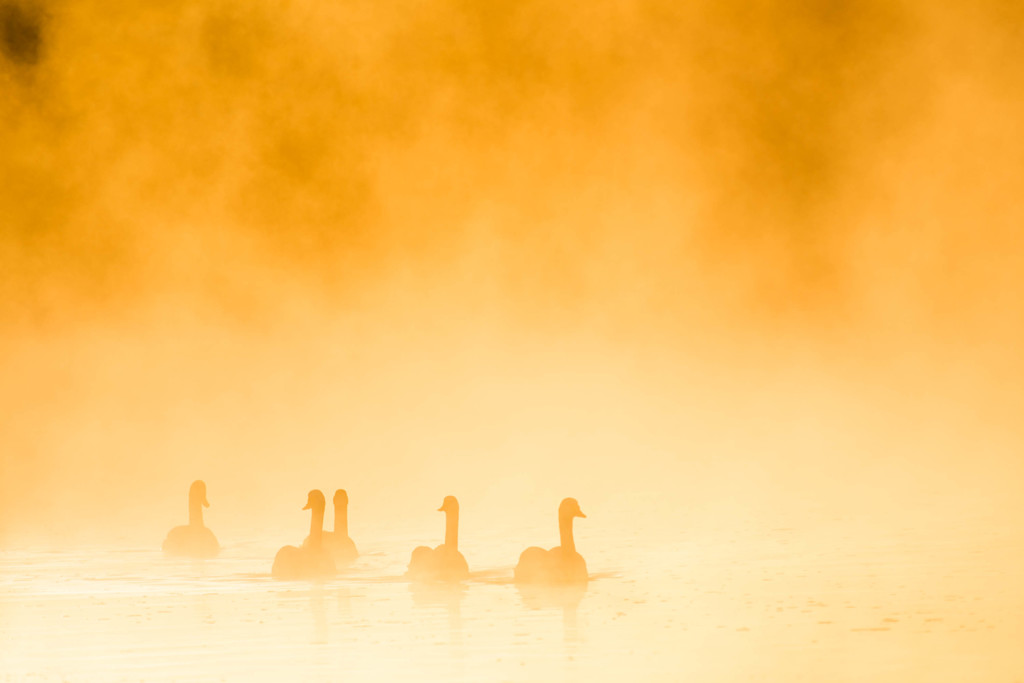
[2,523,1021,681]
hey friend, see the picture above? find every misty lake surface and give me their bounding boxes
[1,522,1021,682]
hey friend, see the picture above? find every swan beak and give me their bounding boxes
[577,510,586,518]
[203,496,210,508]
[437,505,445,512]
[302,502,311,510]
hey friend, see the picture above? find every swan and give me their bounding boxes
[272,490,336,580]
[305,489,358,567]
[514,497,588,584]
[406,495,469,582]
[162,480,219,558]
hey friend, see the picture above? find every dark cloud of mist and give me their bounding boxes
[2,0,1024,545]
[1,1,43,66]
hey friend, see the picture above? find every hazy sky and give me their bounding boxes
[2,0,1023,545]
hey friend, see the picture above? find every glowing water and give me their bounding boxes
[1,522,1021,681]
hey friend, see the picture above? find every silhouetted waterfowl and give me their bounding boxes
[272,490,336,580]
[162,480,219,558]
[305,489,358,567]
[407,496,469,582]
[514,498,588,584]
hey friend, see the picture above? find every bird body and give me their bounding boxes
[407,496,469,582]
[515,545,587,583]
[273,490,336,580]
[163,525,219,559]
[408,543,469,582]
[303,489,358,567]
[320,532,359,565]
[272,544,334,580]
[163,480,219,559]
[514,498,588,584]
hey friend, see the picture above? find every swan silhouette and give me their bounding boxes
[514,498,588,584]
[406,495,469,582]
[162,480,219,558]
[272,490,336,580]
[305,489,358,567]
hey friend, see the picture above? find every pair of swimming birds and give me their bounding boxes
[163,480,588,584]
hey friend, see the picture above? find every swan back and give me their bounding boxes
[163,525,219,558]
[272,544,334,580]
[320,532,359,566]
[407,544,469,582]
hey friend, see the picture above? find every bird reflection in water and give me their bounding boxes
[411,581,466,664]
[309,587,327,646]
[335,585,353,619]
[517,581,588,645]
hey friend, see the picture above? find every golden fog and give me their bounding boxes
[2,0,1023,545]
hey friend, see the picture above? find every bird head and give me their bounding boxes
[559,497,585,519]
[303,489,326,511]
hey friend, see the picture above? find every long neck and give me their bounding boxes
[444,509,459,551]
[188,494,204,527]
[334,500,348,536]
[559,512,575,553]
[308,506,325,547]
